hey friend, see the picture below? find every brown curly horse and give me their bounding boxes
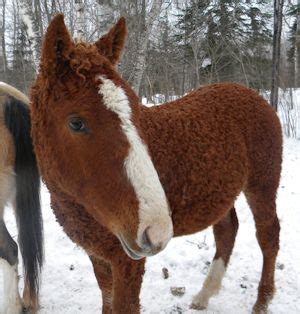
[30,14,282,314]
[0,82,43,313]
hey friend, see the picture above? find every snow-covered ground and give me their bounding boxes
[1,137,300,313]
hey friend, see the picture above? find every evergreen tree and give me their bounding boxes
[174,0,272,90]
[243,1,272,89]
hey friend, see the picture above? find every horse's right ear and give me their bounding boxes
[94,17,127,65]
[40,14,73,79]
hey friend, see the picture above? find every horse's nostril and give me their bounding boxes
[141,226,163,253]
[142,226,153,249]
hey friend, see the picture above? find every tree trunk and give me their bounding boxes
[296,0,300,86]
[43,0,57,23]
[270,0,284,111]
[19,0,43,70]
[74,0,85,41]
[0,0,7,76]
[191,43,200,88]
[131,0,163,95]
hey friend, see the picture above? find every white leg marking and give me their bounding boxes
[191,258,226,310]
[0,258,22,314]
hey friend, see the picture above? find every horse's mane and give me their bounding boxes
[34,42,109,103]
[0,82,29,105]
[68,42,106,81]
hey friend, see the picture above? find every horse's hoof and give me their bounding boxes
[190,302,207,311]
[252,303,268,314]
[21,305,33,314]
[190,292,209,311]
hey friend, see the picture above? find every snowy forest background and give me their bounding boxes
[0,0,299,139]
[0,0,300,138]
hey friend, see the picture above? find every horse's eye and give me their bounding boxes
[69,117,87,133]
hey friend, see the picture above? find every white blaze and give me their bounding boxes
[97,75,173,248]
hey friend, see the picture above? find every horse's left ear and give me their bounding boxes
[95,17,127,65]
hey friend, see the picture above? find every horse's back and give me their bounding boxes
[191,83,282,193]
[0,82,29,105]
[150,82,282,185]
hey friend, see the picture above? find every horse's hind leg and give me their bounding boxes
[0,218,23,314]
[244,186,280,314]
[191,207,239,310]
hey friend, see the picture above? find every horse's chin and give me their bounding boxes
[118,235,155,260]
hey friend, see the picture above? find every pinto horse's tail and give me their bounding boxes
[2,84,44,305]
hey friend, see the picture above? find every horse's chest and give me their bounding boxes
[50,194,120,260]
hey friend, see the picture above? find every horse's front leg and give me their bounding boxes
[111,257,145,314]
[90,255,113,313]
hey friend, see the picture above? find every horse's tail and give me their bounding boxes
[3,88,44,302]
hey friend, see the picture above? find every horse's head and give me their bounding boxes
[31,14,173,259]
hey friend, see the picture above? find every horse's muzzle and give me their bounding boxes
[118,233,170,260]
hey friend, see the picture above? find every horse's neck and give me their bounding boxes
[139,104,170,146]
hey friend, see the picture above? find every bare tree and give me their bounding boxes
[19,0,44,69]
[295,0,300,86]
[0,0,7,77]
[270,0,284,111]
[131,0,163,94]
[74,0,85,40]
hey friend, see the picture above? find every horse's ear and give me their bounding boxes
[40,13,73,79]
[95,17,127,65]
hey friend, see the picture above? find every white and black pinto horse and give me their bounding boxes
[0,82,43,313]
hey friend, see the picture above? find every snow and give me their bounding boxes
[1,137,300,313]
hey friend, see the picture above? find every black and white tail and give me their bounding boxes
[4,95,44,303]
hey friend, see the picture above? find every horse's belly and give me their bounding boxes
[172,196,237,236]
